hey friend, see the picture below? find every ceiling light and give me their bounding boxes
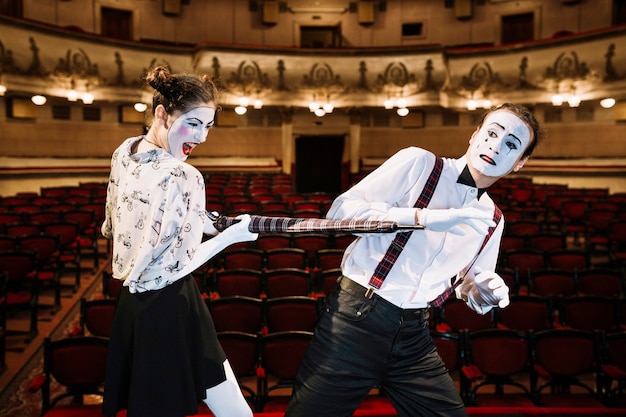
[31,95,47,105]
[396,107,409,117]
[134,102,148,112]
[82,92,94,104]
[467,100,477,111]
[67,90,78,102]
[309,101,320,112]
[314,108,326,117]
[567,95,581,107]
[551,94,564,106]
[600,98,616,109]
[0,84,7,96]
[234,105,248,115]
[383,99,394,109]
[253,99,263,109]
[322,102,334,113]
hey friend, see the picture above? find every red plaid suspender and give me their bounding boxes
[429,206,503,307]
[366,158,444,296]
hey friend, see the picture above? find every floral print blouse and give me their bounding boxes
[102,136,210,293]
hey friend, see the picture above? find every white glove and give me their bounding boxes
[464,267,510,313]
[218,214,259,244]
[419,207,495,235]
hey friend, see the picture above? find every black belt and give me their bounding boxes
[337,276,429,322]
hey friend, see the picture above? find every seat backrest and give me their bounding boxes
[18,234,60,265]
[532,328,599,378]
[292,233,330,262]
[608,219,626,245]
[207,296,264,333]
[5,222,41,238]
[506,220,543,236]
[314,248,344,272]
[264,248,307,271]
[264,296,321,333]
[80,298,117,337]
[497,294,553,331]
[263,268,311,298]
[42,221,80,248]
[260,331,313,381]
[603,331,626,374]
[42,336,109,414]
[217,331,259,378]
[439,298,494,332]
[317,268,342,296]
[530,328,602,403]
[467,328,531,377]
[213,268,263,298]
[0,250,37,283]
[559,295,617,332]
[503,249,546,284]
[577,268,624,297]
[102,271,123,299]
[527,233,566,252]
[529,269,577,302]
[255,233,292,251]
[546,249,590,272]
[221,248,265,271]
[333,233,357,250]
[0,235,17,252]
[431,330,463,373]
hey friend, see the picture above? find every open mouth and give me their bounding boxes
[182,142,197,156]
[480,154,496,166]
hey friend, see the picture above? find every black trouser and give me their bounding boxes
[285,277,468,417]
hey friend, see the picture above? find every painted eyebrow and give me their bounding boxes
[491,122,522,145]
[187,117,214,127]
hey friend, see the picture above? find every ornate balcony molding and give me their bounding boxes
[0,15,624,112]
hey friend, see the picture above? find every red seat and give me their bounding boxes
[461,328,535,407]
[30,336,109,417]
[559,295,618,332]
[531,328,605,408]
[497,294,554,331]
[256,331,313,412]
[264,268,311,298]
[437,298,494,332]
[264,248,307,271]
[213,268,263,298]
[216,331,259,410]
[207,296,264,333]
[264,296,321,333]
[79,297,116,337]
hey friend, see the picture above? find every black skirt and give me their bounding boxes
[102,275,226,417]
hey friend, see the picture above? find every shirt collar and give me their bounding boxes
[455,157,488,198]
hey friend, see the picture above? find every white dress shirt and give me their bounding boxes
[326,147,504,309]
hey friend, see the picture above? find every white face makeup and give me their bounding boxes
[166,106,216,161]
[468,110,532,177]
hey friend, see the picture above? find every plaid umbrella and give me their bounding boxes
[209,213,424,234]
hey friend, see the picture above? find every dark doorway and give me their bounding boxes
[101,7,133,40]
[300,25,342,48]
[615,0,626,25]
[501,12,534,44]
[0,0,22,17]
[295,135,344,194]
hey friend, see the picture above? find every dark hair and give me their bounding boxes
[145,66,218,115]
[479,103,545,158]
